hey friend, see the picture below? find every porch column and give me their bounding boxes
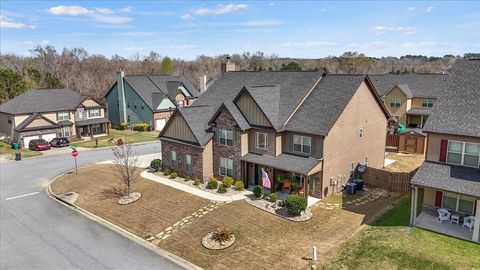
[420,115,424,129]
[410,186,418,226]
[473,199,480,243]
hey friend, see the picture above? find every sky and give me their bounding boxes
[1,1,479,60]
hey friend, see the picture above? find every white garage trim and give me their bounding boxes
[41,133,57,143]
[155,118,166,131]
[23,135,39,148]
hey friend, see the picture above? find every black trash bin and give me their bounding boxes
[15,152,21,161]
[354,179,364,191]
[346,182,357,195]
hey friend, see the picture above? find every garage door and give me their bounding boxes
[155,118,166,131]
[23,135,39,148]
[41,133,57,143]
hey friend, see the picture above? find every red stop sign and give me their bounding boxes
[71,149,78,157]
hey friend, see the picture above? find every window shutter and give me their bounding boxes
[435,191,443,208]
[439,140,448,162]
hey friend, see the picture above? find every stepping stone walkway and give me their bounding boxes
[147,200,228,244]
[315,188,389,210]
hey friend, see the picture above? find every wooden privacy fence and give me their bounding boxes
[386,134,400,148]
[361,167,416,193]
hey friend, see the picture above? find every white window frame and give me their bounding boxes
[446,140,480,168]
[171,151,177,169]
[88,108,101,118]
[185,154,192,172]
[218,130,233,146]
[219,157,233,177]
[57,111,70,121]
[363,156,368,166]
[255,132,268,150]
[422,98,434,108]
[292,135,312,155]
[389,98,401,107]
[63,126,71,137]
[442,192,475,214]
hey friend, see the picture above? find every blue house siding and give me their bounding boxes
[106,81,154,127]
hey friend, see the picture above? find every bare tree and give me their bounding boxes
[111,142,140,196]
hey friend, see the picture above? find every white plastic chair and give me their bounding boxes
[436,208,451,223]
[462,216,475,231]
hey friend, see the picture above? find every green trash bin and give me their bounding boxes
[11,142,20,149]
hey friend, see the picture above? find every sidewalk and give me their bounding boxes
[141,171,252,202]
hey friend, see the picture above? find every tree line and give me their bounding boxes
[0,45,475,104]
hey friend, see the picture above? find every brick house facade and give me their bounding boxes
[161,140,204,180]
[211,109,242,180]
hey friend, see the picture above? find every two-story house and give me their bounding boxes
[105,71,200,131]
[370,74,449,128]
[0,88,109,147]
[410,59,480,243]
[159,71,389,199]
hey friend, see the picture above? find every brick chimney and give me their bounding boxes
[221,56,236,73]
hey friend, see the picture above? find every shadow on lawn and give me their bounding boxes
[99,186,124,200]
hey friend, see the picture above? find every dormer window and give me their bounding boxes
[57,111,70,121]
[255,132,267,150]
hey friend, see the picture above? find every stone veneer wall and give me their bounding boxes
[212,109,242,180]
[161,140,204,180]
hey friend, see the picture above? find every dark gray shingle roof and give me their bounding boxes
[241,153,321,175]
[369,74,449,97]
[406,108,433,115]
[411,161,480,197]
[75,117,109,126]
[0,88,85,115]
[14,113,59,131]
[122,75,199,111]
[283,75,368,136]
[396,84,413,98]
[245,84,282,129]
[423,59,480,137]
[177,105,216,146]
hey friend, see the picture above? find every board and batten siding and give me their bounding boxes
[106,82,153,127]
[248,129,276,156]
[235,91,271,127]
[162,114,197,143]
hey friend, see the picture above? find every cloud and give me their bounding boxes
[118,6,133,13]
[320,8,327,12]
[373,26,394,35]
[47,5,132,24]
[269,3,274,6]
[41,40,50,44]
[194,3,248,16]
[408,7,415,11]
[94,8,115,15]
[426,6,434,12]
[244,19,282,26]
[280,41,339,49]
[181,14,194,20]
[22,40,33,45]
[0,15,36,29]
[373,25,417,35]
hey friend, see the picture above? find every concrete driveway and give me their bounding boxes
[1,141,184,270]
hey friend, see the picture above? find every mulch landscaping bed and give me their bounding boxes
[51,164,209,238]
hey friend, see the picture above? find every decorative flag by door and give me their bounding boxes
[261,168,271,189]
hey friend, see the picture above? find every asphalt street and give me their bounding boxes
[0,141,184,270]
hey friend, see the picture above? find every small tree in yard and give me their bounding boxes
[112,142,141,204]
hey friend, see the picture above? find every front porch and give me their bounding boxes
[240,153,323,199]
[406,108,431,128]
[76,118,110,139]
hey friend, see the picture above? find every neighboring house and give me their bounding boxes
[370,74,449,128]
[105,71,200,131]
[410,59,480,243]
[159,71,389,199]
[0,88,109,147]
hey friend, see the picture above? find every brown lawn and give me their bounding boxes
[50,164,209,238]
[384,152,425,172]
[158,197,396,270]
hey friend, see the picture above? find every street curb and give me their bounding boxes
[46,170,204,270]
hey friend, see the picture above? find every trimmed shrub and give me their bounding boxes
[133,123,149,132]
[222,176,234,188]
[150,159,162,172]
[169,172,178,179]
[269,193,279,202]
[119,122,129,130]
[210,228,233,245]
[206,178,218,189]
[194,179,201,186]
[234,180,244,191]
[253,185,264,198]
[217,184,227,194]
[163,166,172,176]
[285,195,307,216]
